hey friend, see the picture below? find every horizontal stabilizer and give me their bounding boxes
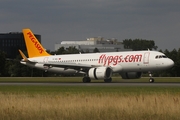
[19,49,28,61]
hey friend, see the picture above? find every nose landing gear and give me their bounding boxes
[149,78,154,83]
[149,72,154,83]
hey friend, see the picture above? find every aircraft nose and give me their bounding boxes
[167,59,174,68]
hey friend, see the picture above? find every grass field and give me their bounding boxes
[0,77,180,120]
[0,77,180,83]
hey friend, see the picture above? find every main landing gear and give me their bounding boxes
[82,77,91,83]
[104,78,112,83]
[149,72,154,83]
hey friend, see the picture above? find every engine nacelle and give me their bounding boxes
[120,72,142,79]
[88,67,112,80]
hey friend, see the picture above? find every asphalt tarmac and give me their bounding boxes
[0,82,180,87]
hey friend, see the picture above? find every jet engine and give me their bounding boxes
[88,67,112,80]
[120,72,142,79]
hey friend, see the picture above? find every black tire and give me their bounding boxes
[83,77,91,83]
[149,78,154,83]
[104,78,112,83]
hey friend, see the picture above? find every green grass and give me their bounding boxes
[0,77,180,82]
[0,77,180,94]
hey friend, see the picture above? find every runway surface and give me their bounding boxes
[0,82,180,87]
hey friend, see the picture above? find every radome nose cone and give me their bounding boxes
[168,59,174,68]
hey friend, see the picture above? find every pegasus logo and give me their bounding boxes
[27,32,44,54]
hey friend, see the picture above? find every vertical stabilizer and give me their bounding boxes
[23,29,50,58]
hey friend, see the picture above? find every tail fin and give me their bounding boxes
[22,29,50,58]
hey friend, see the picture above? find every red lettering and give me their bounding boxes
[39,48,44,54]
[124,55,129,62]
[37,44,41,49]
[31,38,35,43]
[113,56,119,65]
[27,32,44,54]
[27,32,32,38]
[34,41,38,45]
[118,55,123,63]
[99,54,105,63]
[129,55,134,62]
[98,54,143,66]
[108,56,113,66]
[133,55,142,62]
[103,56,109,66]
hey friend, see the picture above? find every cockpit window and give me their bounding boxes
[155,55,167,59]
[162,55,167,58]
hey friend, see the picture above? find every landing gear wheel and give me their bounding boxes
[104,78,112,83]
[148,72,154,83]
[82,77,91,83]
[149,78,154,83]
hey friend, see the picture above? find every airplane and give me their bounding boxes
[19,28,174,83]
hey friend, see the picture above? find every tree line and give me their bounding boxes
[0,39,179,77]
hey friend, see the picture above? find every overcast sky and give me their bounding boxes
[0,0,180,51]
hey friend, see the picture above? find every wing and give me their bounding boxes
[43,62,102,72]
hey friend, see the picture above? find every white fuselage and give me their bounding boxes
[20,51,174,74]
